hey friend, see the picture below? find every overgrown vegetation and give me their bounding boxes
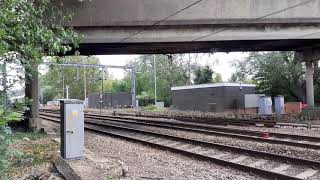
[0,131,56,178]
[0,0,79,177]
[231,52,320,104]
[0,0,80,127]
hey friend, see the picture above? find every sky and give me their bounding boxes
[96,52,249,81]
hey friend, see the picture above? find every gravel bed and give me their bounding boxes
[285,166,308,177]
[239,157,256,166]
[257,161,280,171]
[84,131,261,180]
[310,173,320,180]
[87,112,320,138]
[227,125,320,137]
[219,154,239,161]
[42,118,319,179]
[98,120,320,162]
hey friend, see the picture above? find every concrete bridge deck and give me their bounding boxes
[60,0,320,54]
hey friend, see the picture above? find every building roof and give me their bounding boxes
[171,83,256,91]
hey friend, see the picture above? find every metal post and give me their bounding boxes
[100,68,104,114]
[306,61,314,107]
[131,68,136,107]
[84,66,87,99]
[153,55,157,105]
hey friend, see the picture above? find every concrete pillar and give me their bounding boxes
[25,63,40,131]
[131,68,137,107]
[306,61,314,107]
[296,50,320,107]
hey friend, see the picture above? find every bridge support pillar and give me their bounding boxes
[296,49,320,108]
[306,61,314,108]
[25,63,40,131]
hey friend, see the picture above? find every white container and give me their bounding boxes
[258,96,272,115]
[274,96,285,114]
[245,94,265,108]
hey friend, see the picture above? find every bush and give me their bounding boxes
[0,108,23,127]
[0,108,23,176]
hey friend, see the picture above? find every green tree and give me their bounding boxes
[120,55,189,106]
[111,79,131,93]
[194,65,214,84]
[0,0,79,129]
[0,0,79,68]
[232,52,305,102]
[41,56,102,103]
[212,73,223,83]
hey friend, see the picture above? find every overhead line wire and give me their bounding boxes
[192,0,317,41]
[119,0,205,43]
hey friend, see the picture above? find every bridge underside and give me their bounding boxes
[73,39,320,55]
[71,24,320,55]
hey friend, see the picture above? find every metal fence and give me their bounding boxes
[88,92,132,109]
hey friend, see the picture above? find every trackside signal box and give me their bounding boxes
[60,100,85,159]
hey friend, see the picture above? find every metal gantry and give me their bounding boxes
[44,62,137,108]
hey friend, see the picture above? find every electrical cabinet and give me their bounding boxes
[275,96,285,114]
[60,100,85,159]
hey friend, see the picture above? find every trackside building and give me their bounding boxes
[171,83,256,112]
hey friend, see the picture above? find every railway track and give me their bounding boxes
[40,111,320,150]
[39,111,320,180]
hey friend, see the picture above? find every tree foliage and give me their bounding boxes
[194,65,214,84]
[0,0,80,105]
[41,56,102,103]
[0,0,80,66]
[231,52,307,102]
[129,55,190,106]
[212,73,223,83]
[109,54,218,106]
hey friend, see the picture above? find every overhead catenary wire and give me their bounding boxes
[192,0,317,42]
[117,0,316,43]
[119,0,205,43]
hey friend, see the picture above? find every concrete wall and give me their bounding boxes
[172,86,256,112]
[62,0,320,26]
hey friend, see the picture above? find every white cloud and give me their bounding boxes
[96,55,139,80]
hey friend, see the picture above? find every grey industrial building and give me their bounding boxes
[88,92,132,109]
[171,83,256,112]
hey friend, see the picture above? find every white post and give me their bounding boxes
[66,85,69,99]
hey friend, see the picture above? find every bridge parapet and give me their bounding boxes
[62,0,320,27]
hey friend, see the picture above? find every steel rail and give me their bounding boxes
[40,114,319,180]
[39,111,320,150]
[84,114,320,150]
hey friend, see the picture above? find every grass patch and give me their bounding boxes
[144,105,164,112]
[18,141,58,165]
[0,131,58,178]
[9,131,47,142]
